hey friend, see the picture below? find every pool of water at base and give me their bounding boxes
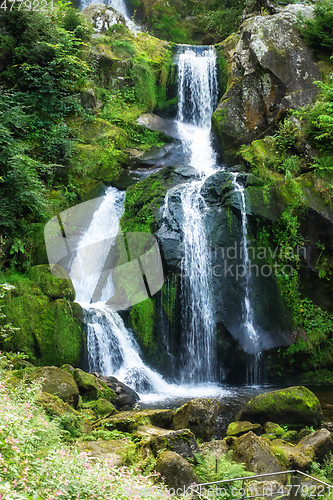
[136,384,333,439]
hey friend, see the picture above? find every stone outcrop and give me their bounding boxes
[28,366,80,407]
[212,5,319,154]
[297,429,333,463]
[96,375,140,409]
[231,431,286,479]
[136,425,199,458]
[227,421,262,437]
[82,4,125,33]
[236,386,323,427]
[155,451,200,492]
[270,439,313,471]
[172,398,220,441]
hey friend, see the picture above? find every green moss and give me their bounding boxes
[1,271,84,367]
[129,298,156,356]
[82,399,117,417]
[121,176,166,233]
[161,273,178,322]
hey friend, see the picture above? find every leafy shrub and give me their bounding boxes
[194,451,254,497]
[300,0,333,53]
[0,372,179,499]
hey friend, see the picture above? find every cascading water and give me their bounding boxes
[231,175,262,385]
[162,45,219,383]
[68,186,225,400]
[68,187,171,395]
[80,0,138,30]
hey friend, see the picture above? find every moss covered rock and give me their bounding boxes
[36,392,93,433]
[236,386,323,427]
[172,398,220,441]
[28,366,80,407]
[200,440,229,458]
[270,439,312,471]
[97,409,173,432]
[227,421,261,437]
[212,5,319,156]
[73,369,99,400]
[28,265,75,301]
[264,422,284,437]
[297,429,333,463]
[137,425,199,458]
[3,274,84,367]
[82,399,117,417]
[231,431,286,479]
[155,451,200,492]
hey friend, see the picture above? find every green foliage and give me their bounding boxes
[145,0,245,43]
[0,283,20,345]
[0,374,174,499]
[194,451,254,497]
[300,0,333,53]
[202,7,244,42]
[129,298,156,355]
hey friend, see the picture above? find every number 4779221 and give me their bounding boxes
[0,0,53,11]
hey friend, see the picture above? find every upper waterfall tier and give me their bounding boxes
[176,45,218,128]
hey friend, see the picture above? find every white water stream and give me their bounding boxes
[175,45,219,382]
[232,175,261,384]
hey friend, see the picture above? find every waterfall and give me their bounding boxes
[231,175,262,385]
[68,187,170,395]
[80,0,138,30]
[162,45,219,383]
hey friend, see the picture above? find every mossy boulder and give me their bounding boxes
[270,439,313,471]
[155,451,200,492]
[236,387,323,427]
[212,5,319,155]
[231,432,286,479]
[73,369,99,400]
[28,366,80,408]
[82,399,117,417]
[97,409,173,432]
[28,265,75,301]
[297,429,333,463]
[227,421,261,437]
[98,375,139,409]
[136,425,199,459]
[172,398,220,441]
[264,422,284,437]
[36,392,92,433]
[3,275,84,367]
[80,439,129,466]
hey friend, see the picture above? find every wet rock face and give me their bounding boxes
[82,4,126,33]
[212,5,319,154]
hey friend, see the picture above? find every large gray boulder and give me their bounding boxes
[297,429,333,463]
[212,5,319,154]
[172,398,220,441]
[82,4,125,33]
[155,451,200,492]
[136,425,200,459]
[231,432,286,479]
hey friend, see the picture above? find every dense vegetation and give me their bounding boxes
[0,5,173,270]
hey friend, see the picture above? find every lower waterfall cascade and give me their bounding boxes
[68,43,265,398]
